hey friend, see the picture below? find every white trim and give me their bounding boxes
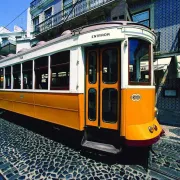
[3,67,5,89]
[0,89,75,93]
[33,60,35,90]
[11,66,13,90]
[48,56,51,91]
[151,43,153,85]
[124,86,155,89]
[21,63,23,89]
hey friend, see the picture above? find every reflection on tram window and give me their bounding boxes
[35,56,48,89]
[13,64,21,89]
[102,88,117,123]
[51,51,70,90]
[102,49,118,84]
[129,38,151,84]
[23,61,32,89]
[0,68,4,89]
[88,51,97,84]
[88,88,96,121]
[5,66,11,89]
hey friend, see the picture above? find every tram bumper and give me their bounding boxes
[125,118,163,146]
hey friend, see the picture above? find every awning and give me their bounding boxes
[153,57,171,71]
[176,56,180,73]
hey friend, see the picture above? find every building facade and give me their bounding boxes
[128,0,180,125]
[27,0,180,124]
[28,0,131,41]
[0,26,30,57]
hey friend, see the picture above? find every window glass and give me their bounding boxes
[63,0,73,18]
[88,88,96,121]
[102,49,118,84]
[13,64,21,89]
[88,51,97,84]
[5,66,11,89]
[23,61,32,89]
[0,68,4,89]
[132,10,150,27]
[35,57,48,89]
[102,88,117,123]
[44,8,52,19]
[129,38,151,84]
[51,51,70,90]
[33,16,39,32]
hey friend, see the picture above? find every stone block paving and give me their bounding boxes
[0,118,180,180]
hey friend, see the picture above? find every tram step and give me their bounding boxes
[81,140,121,154]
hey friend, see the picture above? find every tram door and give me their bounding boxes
[86,47,120,130]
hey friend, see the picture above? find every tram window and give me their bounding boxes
[23,61,32,89]
[50,51,70,90]
[13,64,21,89]
[88,51,97,84]
[0,68,4,89]
[102,49,118,84]
[35,57,48,90]
[129,38,151,85]
[88,88,97,121]
[102,88,117,123]
[5,66,11,89]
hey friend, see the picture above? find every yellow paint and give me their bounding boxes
[121,88,162,140]
[0,91,84,131]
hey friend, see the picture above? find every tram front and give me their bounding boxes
[80,22,162,153]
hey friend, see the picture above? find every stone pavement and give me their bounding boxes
[0,116,180,180]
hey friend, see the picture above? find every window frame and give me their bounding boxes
[50,51,70,90]
[5,66,12,89]
[13,64,21,89]
[0,68,4,89]
[22,61,33,90]
[128,38,152,86]
[35,56,49,90]
[132,9,150,27]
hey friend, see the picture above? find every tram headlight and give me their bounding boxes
[153,124,158,131]
[148,126,154,133]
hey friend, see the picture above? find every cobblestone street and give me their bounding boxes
[0,116,180,180]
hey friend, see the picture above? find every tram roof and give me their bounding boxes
[0,21,154,63]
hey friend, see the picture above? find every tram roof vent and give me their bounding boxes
[7,53,15,57]
[0,55,6,60]
[36,41,46,46]
[17,48,28,53]
[61,30,72,36]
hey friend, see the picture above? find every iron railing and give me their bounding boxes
[33,0,115,35]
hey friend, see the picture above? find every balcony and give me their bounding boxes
[30,0,54,13]
[33,0,119,36]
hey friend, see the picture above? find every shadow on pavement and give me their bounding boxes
[0,110,150,169]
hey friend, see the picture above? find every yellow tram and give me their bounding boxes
[0,21,162,153]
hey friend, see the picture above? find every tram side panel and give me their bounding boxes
[0,91,84,131]
[122,88,162,141]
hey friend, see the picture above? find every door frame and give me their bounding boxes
[85,46,121,130]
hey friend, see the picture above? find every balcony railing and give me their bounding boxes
[33,0,115,35]
[30,0,54,11]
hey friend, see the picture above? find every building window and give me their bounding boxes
[63,0,73,17]
[44,7,52,19]
[13,64,21,89]
[33,16,39,32]
[0,68,4,89]
[35,57,48,90]
[50,51,70,90]
[129,38,151,85]
[132,10,150,27]
[23,61,33,89]
[5,66,11,89]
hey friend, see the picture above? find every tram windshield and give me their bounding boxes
[129,38,151,85]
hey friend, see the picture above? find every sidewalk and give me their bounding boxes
[157,109,180,141]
